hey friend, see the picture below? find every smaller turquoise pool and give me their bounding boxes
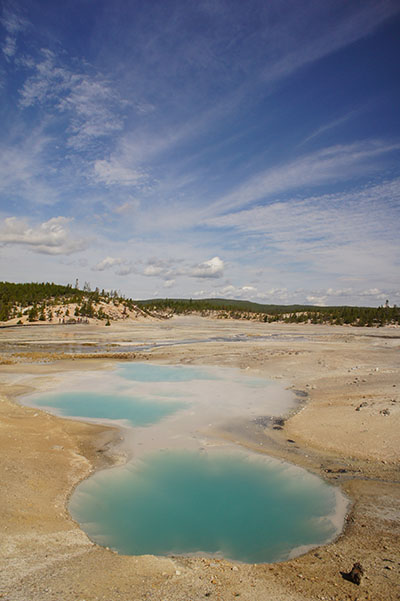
[31,391,185,427]
[117,362,220,382]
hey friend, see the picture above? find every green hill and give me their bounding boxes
[136,297,400,327]
[1,283,399,327]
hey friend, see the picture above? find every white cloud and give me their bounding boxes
[217,284,257,298]
[143,264,164,277]
[255,288,290,303]
[114,198,141,214]
[1,9,27,60]
[132,255,226,281]
[210,141,400,215]
[93,256,123,271]
[301,110,360,145]
[2,35,16,59]
[261,2,400,86]
[0,131,58,205]
[18,49,126,152]
[93,159,145,187]
[190,256,224,279]
[115,265,135,276]
[206,179,400,285]
[0,216,87,255]
[306,295,327,306]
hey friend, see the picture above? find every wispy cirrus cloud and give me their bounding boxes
[1,7,27,60]
[207,177,400,241]
[1,2,399,304]
[209,141,400,215]
[93,159,146,187]
[300,110,362,145]
[260,1,400,85]
[206,178,400,285]
[0,216,87,254]
[18,48,126,152]
[0,130,60,205]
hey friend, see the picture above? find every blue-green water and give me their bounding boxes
[25,362,343,563]
[117,362,220,383]
[32,391,185,427]
[70,450,338,563]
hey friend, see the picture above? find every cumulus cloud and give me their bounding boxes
[93,256,123,271]
[143,264,165,277]
[218,284,256,298]
[164,279,175,288]
[128,255,227,281]
[190,256,224,279]
[306,295,327,306]
[0,216,87,254]
[115,265,135,276]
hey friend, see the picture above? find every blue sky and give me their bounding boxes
[1,0,399,306]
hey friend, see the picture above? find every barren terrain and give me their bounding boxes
[0,317,399,600]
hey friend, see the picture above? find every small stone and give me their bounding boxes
[341,562,364,585]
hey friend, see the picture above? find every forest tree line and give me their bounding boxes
[133,297,400,326]
[0,282,399,327]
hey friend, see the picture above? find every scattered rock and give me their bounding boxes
[380,409,390,416]
[355,402,368,411]
[341,562,364,585]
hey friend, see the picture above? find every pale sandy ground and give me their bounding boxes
[0,316,399,601]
